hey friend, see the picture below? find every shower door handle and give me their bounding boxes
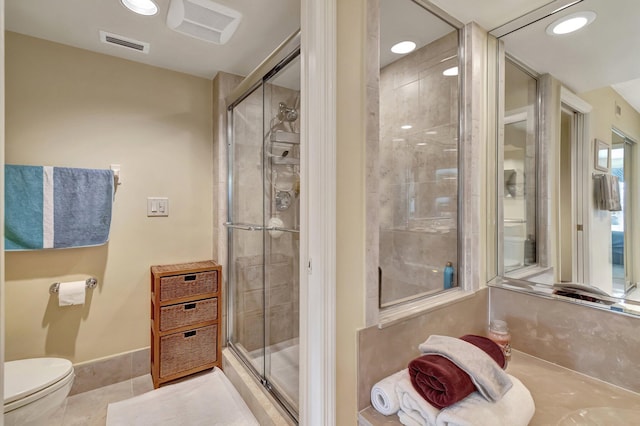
[224,222,299,233]
[223,222,265,231]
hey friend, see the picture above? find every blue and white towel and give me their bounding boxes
[5,165,114,250]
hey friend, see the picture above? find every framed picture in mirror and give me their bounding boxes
[594,139,610,172]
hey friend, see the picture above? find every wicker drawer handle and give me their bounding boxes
[184,330,196,338]
[184,274,197,282]
[184,303,196,310]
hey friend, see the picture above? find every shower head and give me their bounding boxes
[277,102,298,122]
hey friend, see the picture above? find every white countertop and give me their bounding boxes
[359,350,640,425]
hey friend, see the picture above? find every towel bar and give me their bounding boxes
[49,277,97,294]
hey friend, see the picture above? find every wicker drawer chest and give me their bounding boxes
[150,260,222,388]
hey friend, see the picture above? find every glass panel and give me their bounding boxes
[232,87,266,226]
[503,60,537,273]
[229,86,265,377]
[379,0,459,307]
[263,55,300,414]
[229,228,265,376]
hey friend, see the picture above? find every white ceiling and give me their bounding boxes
[5,0,639,112]
[494,0,640,103]
[434,0,640,113]
[5,0,300,80]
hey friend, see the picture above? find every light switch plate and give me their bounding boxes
[147,197,169,217]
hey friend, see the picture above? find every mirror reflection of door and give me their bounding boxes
[559,106,584,283]
[502,59,537,274]
[503,114,530,272]
[611,129,635,296]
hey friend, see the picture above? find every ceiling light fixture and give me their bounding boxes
[391,41,416,54]
[121,0,158,16]
[401,124,413,130]
[546,11,596,35]
[443,66,458,76]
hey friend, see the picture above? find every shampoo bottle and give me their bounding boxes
[443,262,454,289]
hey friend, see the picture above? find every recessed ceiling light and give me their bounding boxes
[443,66,458,76]
[401,124,412,130]
[417,142,427,146]
[121,0,158,16]
[546,11,596,35]
[391,41,416,54]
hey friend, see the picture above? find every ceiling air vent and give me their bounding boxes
[99,30,150,54]
[166,0,242,44]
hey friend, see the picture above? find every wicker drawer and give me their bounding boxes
[159,270,218,302]
[159,325,217,378]
[159,298,217,331]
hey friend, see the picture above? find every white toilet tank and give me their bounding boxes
[4,358,75,426]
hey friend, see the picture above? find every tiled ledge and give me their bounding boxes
[358,350,640,425]
[69,347,150,395]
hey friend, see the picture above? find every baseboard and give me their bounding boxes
[69,347,150,395]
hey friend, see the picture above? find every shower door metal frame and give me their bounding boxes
[225,30,301,423]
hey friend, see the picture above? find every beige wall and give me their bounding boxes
[4,32,214,364]
[336,0,367,423]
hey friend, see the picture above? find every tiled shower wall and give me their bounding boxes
[235,253,298,352]
[228,79,300,353]
[379,30,459,304]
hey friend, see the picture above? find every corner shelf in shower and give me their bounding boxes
[271,157,300,166]
[150,260,222,388]
[271,130,300,144]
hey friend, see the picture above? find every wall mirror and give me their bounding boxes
[490,0,640,315]
[377,0,461,307]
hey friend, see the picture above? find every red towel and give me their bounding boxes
[408,335,505,409]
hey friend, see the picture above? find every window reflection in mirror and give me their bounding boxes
[502,60,537,273]
[378,0,460,307]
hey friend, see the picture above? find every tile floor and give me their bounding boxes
[51,374,154,426]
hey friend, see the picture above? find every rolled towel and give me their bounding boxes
[411,335,510,408]
[370,369,407,415]
[409,355,476,409]
[435,375,535,426]
[396,373,440,426]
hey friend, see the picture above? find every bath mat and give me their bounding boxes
[106,368,259,426]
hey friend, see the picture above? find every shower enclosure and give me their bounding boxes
[225,32,300,420]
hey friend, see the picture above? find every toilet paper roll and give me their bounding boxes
[58,281,86,306]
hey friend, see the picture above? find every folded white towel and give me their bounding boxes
[418,335,512,402]
[395,373,439,426]
[435,375,535,426]
[398,409,426,426]
[396,373,535,426]
[371,369,407,415]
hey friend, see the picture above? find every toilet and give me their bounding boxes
[4,358,75,426]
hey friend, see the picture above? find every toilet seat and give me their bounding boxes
[4,358,74,413]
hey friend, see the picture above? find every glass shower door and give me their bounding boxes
[228,85,266,380]
[262,55,301,415]
[227,46,300,420]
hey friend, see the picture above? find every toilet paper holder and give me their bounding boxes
[49,277,98,294]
